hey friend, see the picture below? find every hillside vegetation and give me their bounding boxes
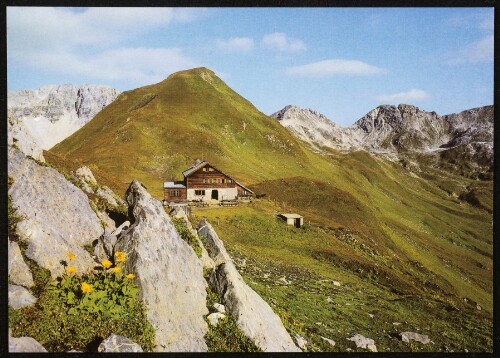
[49,67,492,352]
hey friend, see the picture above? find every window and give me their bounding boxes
[195,190,205,196]
[211,179,216,184]
[203,167,207,172]
[171,190,182,197]
[203,179,207,183]
[228,179,232,183]
[208,167,214,171]
[222,179,226,183]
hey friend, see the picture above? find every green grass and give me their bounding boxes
[48,67,492,352]
[191,199,492,352]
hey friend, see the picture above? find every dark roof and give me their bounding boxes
[181,160,254,194]
[182,160,208,177]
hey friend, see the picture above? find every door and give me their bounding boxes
[294,218,301,228]
[211,190,219,200]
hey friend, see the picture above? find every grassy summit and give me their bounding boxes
[50,67,492,351]
[53,68,312,197]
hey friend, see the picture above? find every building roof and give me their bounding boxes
[279,213,303,219]
[234,180,255,194]
[181,160,255,194]
[182,160,208,177]
[163,181,187,189]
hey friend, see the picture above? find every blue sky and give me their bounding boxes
[7,7,493,126]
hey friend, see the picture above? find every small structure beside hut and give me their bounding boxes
[278,213,304,228]
[163,160,254,207]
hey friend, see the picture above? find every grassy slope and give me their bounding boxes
[52,68,312,198]
[50,67,492,351]
[192,198,492,352]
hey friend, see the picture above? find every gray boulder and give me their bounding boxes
[74,166,97,194]
[98,334,143,352]
[9,336,47,352]
[207,312,226,326]
[97,186,119,207]
[8,147,102,278]
[400,331,430,344]
[347,334,377,352]
[293,334,307,350]
[198,219,300,352]
[114,180,208,352]
[7,111,45,162]
[8,284,37,309]
[8,240,34,287]
[320,336,336,347]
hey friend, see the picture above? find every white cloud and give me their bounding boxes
[287,59,385,76]
[261,32,305,52]
[7,7,206,53]
[7,7,206,87]
[216,37,254,53]
[448,35,494,64]
[14,47,197,86]
[377,89,430,103]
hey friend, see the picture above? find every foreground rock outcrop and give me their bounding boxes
[198,219,300,352]
[8,147,102,278]
[8,240,34,288]
[98,334,143,352]
[7,112,45,162]
[9,336,47,352]
[114,180,208,352]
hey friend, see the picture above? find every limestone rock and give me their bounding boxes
[320,336,336,347]
[7,111,45,162]
[8,147,102,278]
[97,186,119,207]
[207,313,226,326]
[273,104,493,179]
[9,336,47,352]
[94,233,118,262]
[347,334,377,352]
[213,302,226,313]
[98,334,143,352]
[114,180,208,352]
[8,240,34,287]
[293,334,307,350]
[198,219,300,352]
[400,331,430,344]
[8,84,119,149]
[8,284,37,309]
[74,166,97,193]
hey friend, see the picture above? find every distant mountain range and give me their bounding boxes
[8,70,492,182]
[8,84,119,149]
[272,104,493,179]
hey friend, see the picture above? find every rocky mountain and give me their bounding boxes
[8,111,45,162]
[8,84,119,149]
[271,104,493,179]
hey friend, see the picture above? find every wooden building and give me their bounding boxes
[164,160,254,204]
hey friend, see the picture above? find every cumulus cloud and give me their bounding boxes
[448,35,494,64]
[377,89,430,103]
[287,59,385,76]
[7,7,205,87]
[12,47,197,86]
[216,37,255,53]
[7,7,206,52]
[261,32,305,52]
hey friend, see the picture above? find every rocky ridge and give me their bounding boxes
[271,104,493,178]
[8,84,119,149]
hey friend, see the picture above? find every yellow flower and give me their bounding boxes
[126,273,135,279]
[101,259,112,269]
[111,266,122,274]
[114,251,127,263]
[81,282,93,294]
[67,252,76,261]
[66,265,77,274]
